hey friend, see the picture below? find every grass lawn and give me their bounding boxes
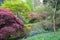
[22,31,60,40]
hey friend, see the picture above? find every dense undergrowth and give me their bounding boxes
[0,0,60,40]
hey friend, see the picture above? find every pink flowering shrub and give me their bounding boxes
[0,8,27,40]
[29,12,47,23]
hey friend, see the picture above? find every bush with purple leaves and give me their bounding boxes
[0,8,27,40]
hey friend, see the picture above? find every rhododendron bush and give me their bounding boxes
[0,8,27,40]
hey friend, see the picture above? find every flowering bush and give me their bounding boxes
[29,12,47,23]
[0,8,27,40]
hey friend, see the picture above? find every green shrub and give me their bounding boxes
[26,0,34,11]
[1,0,31,14]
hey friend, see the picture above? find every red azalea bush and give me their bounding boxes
[29,12,47,23]
[0,8,27,40]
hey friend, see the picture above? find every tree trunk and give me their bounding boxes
[53,0,57,32]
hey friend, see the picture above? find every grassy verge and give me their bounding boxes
[22,32,60,40]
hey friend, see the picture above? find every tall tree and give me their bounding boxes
[43,0,60,10]
[43,0,58,32]
[52,0,57,32]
